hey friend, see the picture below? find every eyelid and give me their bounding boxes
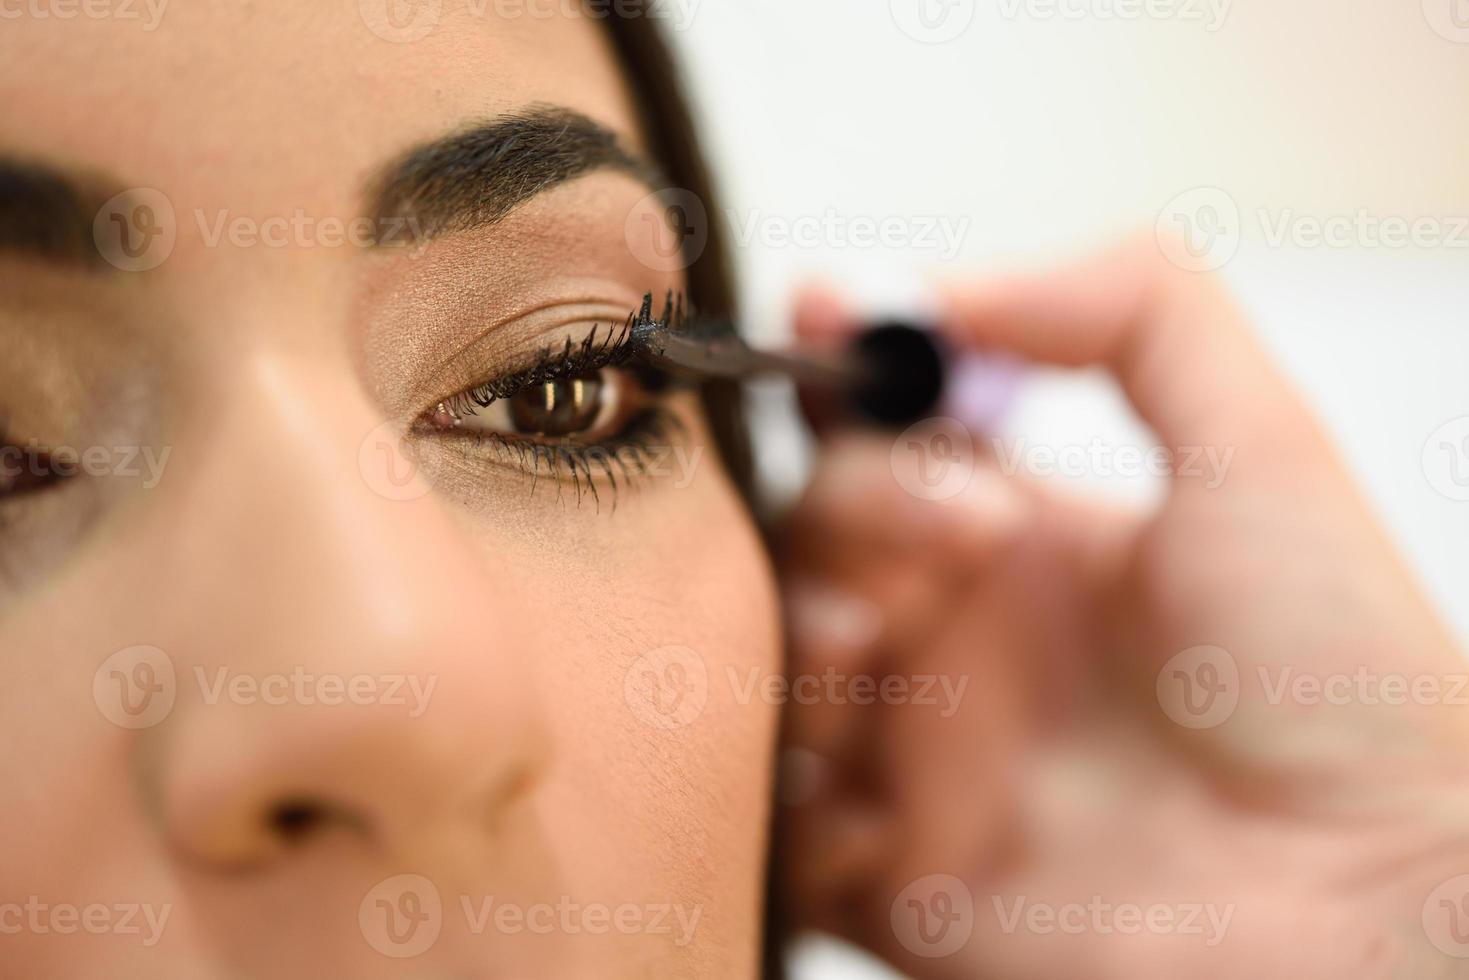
[420,308,669,430]
[397,293,647,411]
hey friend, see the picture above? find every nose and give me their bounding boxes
[144,349,549,871]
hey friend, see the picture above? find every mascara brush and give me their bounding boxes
[627,291,967,429]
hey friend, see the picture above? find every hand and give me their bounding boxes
[777,236,1469,979]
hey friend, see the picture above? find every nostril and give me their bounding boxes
[267,799,333,845]
[264,797,373,850]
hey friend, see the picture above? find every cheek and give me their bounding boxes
[460,421,781,948]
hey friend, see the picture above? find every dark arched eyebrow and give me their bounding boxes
[0,158,113,269]
[365,104,667,245]
[0,106,663,269]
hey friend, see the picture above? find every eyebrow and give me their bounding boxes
[365,105,666,245]
[0,158,113,270]
[0,105,663,270]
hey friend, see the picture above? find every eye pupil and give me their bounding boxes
[508,372,604,436]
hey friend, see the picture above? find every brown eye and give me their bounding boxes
[508,374,603,437]
[435,368,626,441]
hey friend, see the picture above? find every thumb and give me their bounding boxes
[938,233,1333,481]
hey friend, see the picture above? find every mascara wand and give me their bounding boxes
[629,292,951,428]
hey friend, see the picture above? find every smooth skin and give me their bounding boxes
[781,237,1469,979]
[4,5,1466,978]
[0,6,777,978]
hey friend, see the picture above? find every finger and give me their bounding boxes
[780,566,978,765]
[778,433,1031,764]
[938,233,1326,462]
[792,283,859,344]
[780,791,894,938]
[782,431,1031,569]
[791,285,863,433]
[780,577,888,761]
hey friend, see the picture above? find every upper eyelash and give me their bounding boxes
[442,292,686,421]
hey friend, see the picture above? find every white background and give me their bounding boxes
[665,1,1469,975]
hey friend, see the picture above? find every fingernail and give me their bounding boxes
[785,579,882,657]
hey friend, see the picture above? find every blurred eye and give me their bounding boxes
[434,367,627,441]
[0,442,67,499]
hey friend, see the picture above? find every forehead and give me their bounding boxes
[0,4,642,207]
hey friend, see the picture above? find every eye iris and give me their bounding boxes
[508,373,603,436]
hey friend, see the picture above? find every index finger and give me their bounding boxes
[939,234,1319,460]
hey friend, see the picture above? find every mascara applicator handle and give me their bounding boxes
[839,321,1021,431]
[846,321,948,426]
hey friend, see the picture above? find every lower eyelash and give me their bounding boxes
[446,407,685,510]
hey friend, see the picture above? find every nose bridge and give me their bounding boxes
[179,346,473,656]
[151,345,548,868]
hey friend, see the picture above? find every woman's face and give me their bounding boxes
[0,5,778,976]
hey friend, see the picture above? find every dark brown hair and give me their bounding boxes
[598,8,754,498]
[600,10,786,978]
